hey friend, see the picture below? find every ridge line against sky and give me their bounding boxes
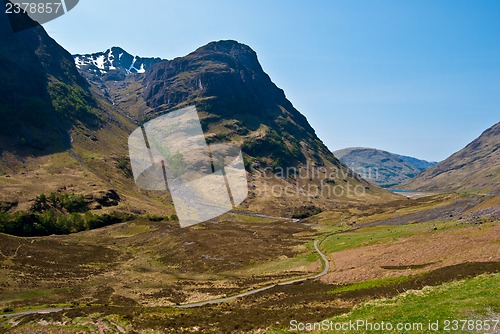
[44,0,500,162]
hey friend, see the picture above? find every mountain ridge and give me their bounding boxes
[74,47,164,81]
[72,39,397,213]
[0,5,100,154]
[0,21,396,219]
[399,122,500,194]
[0,9,165,217]
[334,147,438,187]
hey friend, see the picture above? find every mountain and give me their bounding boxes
[399,122,500,195]
[74,47,164,81]
[0,4,98,153]
[0,7,157,216]
[76,40,396,214]
[143,41,326,167]
[395,154,437,171]
[0,8,394,219]
[144,41,400,209]
[334,147,437,188]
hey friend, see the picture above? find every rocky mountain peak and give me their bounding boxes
[196,40,254,54]
[144,40,290,118]
[189,40,262,71]
[141,40,331,170]
[73,47,164,81]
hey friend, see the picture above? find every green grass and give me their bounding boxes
[321,220,460,254]
[271,273,500,334]
[0,288,73,305]
[228,241,319,277]
[328,275,413,294]
[0,177,16,184]
[316,225,350,234]
[322,273,500,333]
[222,213,280,224]
[104,221,153,237]
[232,251,318,276]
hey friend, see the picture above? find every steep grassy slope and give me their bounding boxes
[400,122,500,194]
[0,8,176,218]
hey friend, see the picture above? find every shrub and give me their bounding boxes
[60,194,87,213]
[118,156,128,170]
[0,210,134,237]
[147,215,165,222]
[292,206,322,219]
[31,193,49,213]
[34,193,88,213]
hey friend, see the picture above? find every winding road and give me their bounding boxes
[175,239,329,308]
[0,239,330,317]
[0,308,68,319]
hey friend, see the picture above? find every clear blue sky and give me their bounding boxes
[45,0,499,162]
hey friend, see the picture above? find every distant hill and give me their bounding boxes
[399,122,500,195]
[334,147,437,188]
[395,154,437,171]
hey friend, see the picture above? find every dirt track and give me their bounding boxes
[176,239,329,308]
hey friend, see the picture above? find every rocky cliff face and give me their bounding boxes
[142,40,333,169]
[144,41,292,113]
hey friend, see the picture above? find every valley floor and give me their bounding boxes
[0,193,498,333]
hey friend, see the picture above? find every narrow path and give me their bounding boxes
[1,214,329,317]
[228,210,301,223]
[0,308,68,319]
[0,241,330,317]
[175,240,329,308]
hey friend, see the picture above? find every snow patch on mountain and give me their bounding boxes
[73,47,164,79]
